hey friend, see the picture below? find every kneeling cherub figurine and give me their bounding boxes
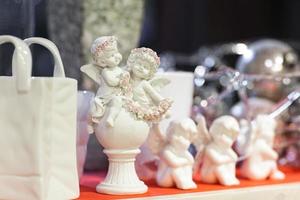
[194,115,240,186]
[148,118,198,189]
[240,114,285,180]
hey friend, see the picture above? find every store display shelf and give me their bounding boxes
[79,167,300,200]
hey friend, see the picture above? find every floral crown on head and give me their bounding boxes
[129,47,160,66]
[91,36,117,58]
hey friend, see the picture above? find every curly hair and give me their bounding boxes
[210,115,240,139]
[127,47,160,79]
[90,36,118,66]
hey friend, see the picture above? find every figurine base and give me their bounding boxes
[97,149,148,195]
[96,181,147,195]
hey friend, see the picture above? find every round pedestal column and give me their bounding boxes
[96,149,147,195]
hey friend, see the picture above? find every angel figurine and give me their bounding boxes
[125,47,172,122]
[81,36,130,130]
[194,115,240,186]
[80,44,173,195]
[240,114,285,180]
[147,118,198,189]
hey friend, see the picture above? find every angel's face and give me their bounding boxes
[96,43,122,67]
[259,129,275,144]
[170,135,190,150]
[213,131,235,147]
[105,49,122,67]
[130,58,153,80]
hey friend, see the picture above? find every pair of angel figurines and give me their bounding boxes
[81,36,173,195]
[81,36,172,131]
[146,113,285,190]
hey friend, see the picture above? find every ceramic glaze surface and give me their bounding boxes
[95,107,149,150]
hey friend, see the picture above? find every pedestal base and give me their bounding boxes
[96,149,148,195]
[96,181,147,195]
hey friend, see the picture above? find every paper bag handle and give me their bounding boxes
[0,35,32,93]
[23,37,66,77]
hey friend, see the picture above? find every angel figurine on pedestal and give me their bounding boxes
[126,47,172,122]
[81,40,172,195]
[81,36,130,132]
[240,114,285,180]
[194,115,240,186]
[147,118,198,189]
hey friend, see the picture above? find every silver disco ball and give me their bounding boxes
[236,39,299,101]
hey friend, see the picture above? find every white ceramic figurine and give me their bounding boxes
[126,47,172,122]
[240,114,285,180]
[148,119,197,189]
[81,36,130,131]
[194,115,240,186]
[81,39,172,195]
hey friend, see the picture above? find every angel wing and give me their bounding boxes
[80,64,102,85]
[146,123,167,155]
[195,114,211,148]
[149,76,170,92]
[193,114,211,175]
[236,119,252,155]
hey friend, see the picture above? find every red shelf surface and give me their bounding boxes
[79,167,300,200]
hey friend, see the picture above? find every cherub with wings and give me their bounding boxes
[240,114,285,180]
[194,115,240,186]
[147,118,198,189]
[80,36,130,131]
[125,47,172,122]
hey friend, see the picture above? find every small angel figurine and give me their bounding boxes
[240,114,285,180]
[81,36,130,130]
[125,47,172,122]
[194,115,240,186]
[148,118,197,189]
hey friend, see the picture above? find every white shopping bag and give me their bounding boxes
[77,91,94,179]
[0,36,79,200]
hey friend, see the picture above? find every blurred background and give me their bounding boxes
[1,0,300,171]
[2,0,300,79]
